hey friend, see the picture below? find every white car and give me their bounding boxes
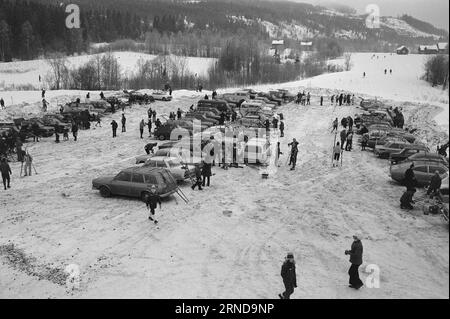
[151,91,173,101]
[244,138,271,165]
[143,157,193,182]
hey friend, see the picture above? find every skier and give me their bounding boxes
[0,157,12,190]
[331,118,338,133]
[333,142,342,167]
[278,252,297,299]
[139,119,146,139]
[345,233,364,289]
[191,164,203,190]
[276,141,283,167]
[23,152,33,176]
[72,122,78,141]
[111,120,118,138]
[279,121,285,137]
[145,185,161,224]
[288,138,299,170]
[121,114,126,132]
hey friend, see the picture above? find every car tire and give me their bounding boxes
[141,191,150,202]
[99,186,111,198]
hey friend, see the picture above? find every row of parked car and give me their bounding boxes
[91,88,293,201]
[355,99,449,217]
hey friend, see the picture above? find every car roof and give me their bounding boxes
[122,166,167,174]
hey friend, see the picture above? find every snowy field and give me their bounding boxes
[0,52,448,299]
[0,51,217,90]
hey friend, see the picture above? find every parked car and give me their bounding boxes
[389,145,430,164]
[197,99,232,112]
[404,153,449,167]
[389,162,449,187]
[374,141,412,158]
[154,123,193,141]
[136,148,202,165]
[41,114,71,133]
[151,91,172,101]
[244,138,271,165]
[143,157,194,182]
[20,118,55,137]
[92,167,178,200]
[128,92,154,104]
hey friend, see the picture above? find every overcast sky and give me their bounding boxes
[283,0,449,30]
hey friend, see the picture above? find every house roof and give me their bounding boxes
[437,42,448,50]
[272,40,284,45]
[419,45,438,51]
[300,41,313,46]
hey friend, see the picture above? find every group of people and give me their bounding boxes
[331,93,355,106]
[278,233,364,298]
[295,91,311,105]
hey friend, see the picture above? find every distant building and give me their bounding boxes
[437,42,449,54]
[418,44,439,54]
[300,41,313,51]
[396,46,409,55]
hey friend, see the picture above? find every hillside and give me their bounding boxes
[0,0,448,63]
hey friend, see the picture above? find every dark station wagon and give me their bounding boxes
[92,167,178,201]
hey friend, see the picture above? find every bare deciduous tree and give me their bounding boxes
[344,52,353,71]
[45,52,69,90]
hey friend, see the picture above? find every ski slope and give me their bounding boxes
[0,52,217,90]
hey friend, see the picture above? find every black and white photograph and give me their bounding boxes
[0,0,448,304]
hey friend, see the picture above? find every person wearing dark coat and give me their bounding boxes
[71,122,78,141]
[341,117,348,128]
[345,234,364,289]
[427,171,442,197]
[340,129,347,150]
[100,91,105,99]
[145,185,161,223]
[347,116,354,129]
[279,252,297,299]
[272,117,279,129]
[147,119,152,136]
[177,108,182,120]
[201,161,212,187]
[191,164,203,190]
[0,157,12,190]
[403,163,417,191]
[279,121,285,137]
[121,114,126,132]
[204,94,209,100]
[339,94,343,106]
[320,96,323,106]
[0,98,4,109]
[264,119,271,132]
[400,189,416,209]
[288,139,299,170]
[111,120,118,138]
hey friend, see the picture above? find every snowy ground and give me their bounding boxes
[0,51,217,90]
[0,52,448,299]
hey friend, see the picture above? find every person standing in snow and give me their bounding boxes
[111,120,118,138]
[320,96,323,106]
[331,95,334,106]
[1,157,12,190]
[427,171,442,197]
[0,98,4,109]
[278,252,297,299]
[139,119,146,139]
[23,151,33,176]
[201,161,212,187]
[41,89,46,98]
[177,108,182,120]
[276,141,283,167]
[71,122,78,142]
[331,118,338,133]
[361,133,369,151]
[191,164,203,190]
[345,233,364,289]
[333,142,342,167]
[121,114,126,132]
[279,121,285,137]
[145,185,161,224]
[345,132,353,151]
[288,138,299,170]
[340,129,347,150]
